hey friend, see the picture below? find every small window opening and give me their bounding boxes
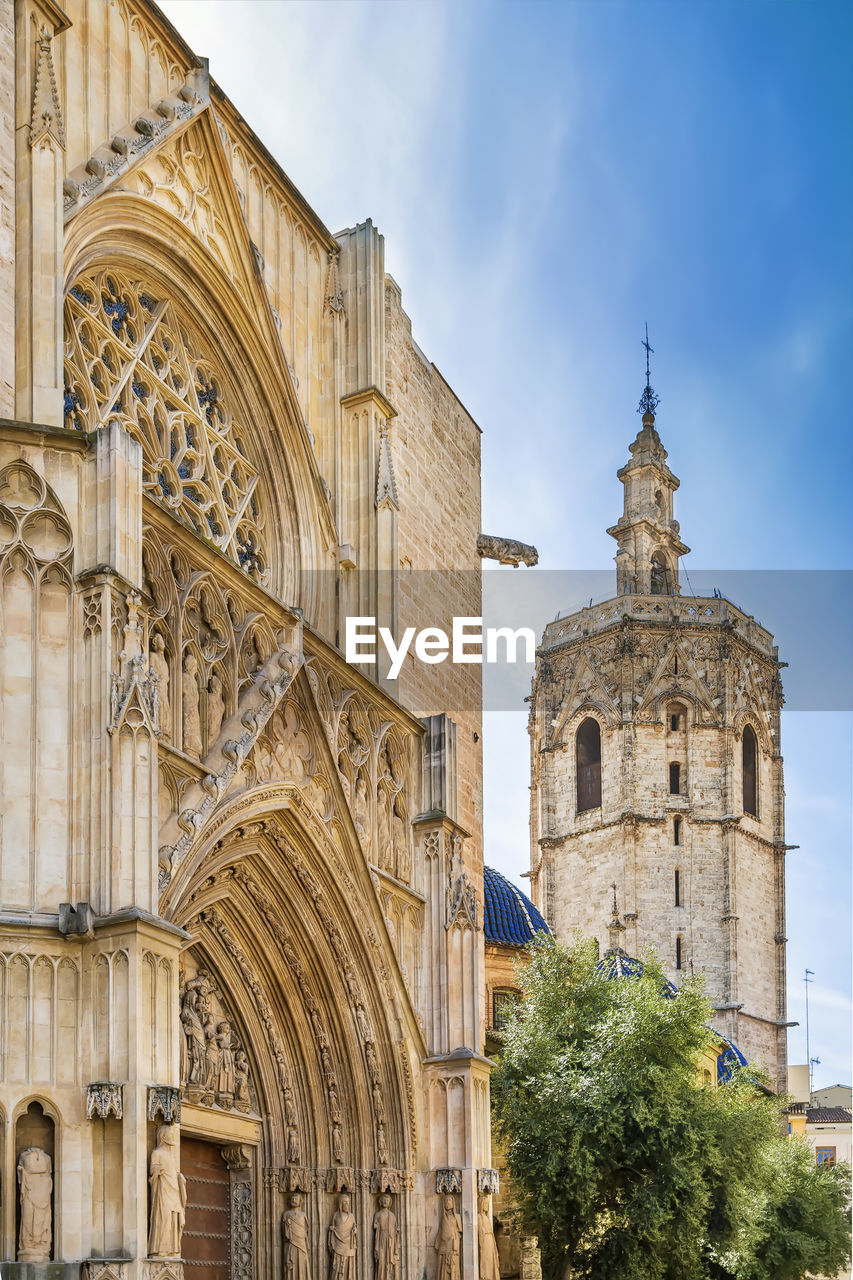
[675,936,684,970]
[673,655,679,676]
[651,552,669,596]
[674,817,682,846]
[492,989,520,1032]
[670,712,680,731]
[669,762,681,795]
[576,717,602,812]
[742,724,758,817]
[674,868,682,907]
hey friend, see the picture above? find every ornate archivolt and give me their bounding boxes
[64,267,268,583]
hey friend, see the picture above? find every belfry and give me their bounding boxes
[528,338,790,1087]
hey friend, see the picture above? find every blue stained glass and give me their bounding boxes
[157,472,172,499]
[70,285,93,305]
[206,512,222,538]
[132,381,145,399]
[178,463,190,479]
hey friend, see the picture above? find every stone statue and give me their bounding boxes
[207,671,225,744]
[182,653,203,757]
[392,807,409,882]
[373,1194,399,1280]
[149,633,171,738]
[148,1123,186,1257]
[328,1192,357,1280]
[282,1192,311,1280]
[17,1146,52,1261]
[434,1195,462,1280]
[216,1020,235,1101]
[234,1046,251,1111]
[477,1196,500,1280]
[354,773,370,843]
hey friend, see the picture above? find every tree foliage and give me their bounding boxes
[491,937,851,1280]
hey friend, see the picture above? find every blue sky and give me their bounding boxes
[160,0,852,1087]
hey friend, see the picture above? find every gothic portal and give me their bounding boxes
[0,2,501,1278]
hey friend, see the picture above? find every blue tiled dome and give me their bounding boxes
[717,1035,748,1083]
[597,950,679,998]
[483,866,551,946]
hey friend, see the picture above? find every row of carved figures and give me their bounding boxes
[179,969,251,1110]
[149,633,224,758]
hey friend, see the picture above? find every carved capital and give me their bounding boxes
[86,1081,124,1120]
[325,1167,358,1193]
[221,1143,251,1172]
[371,1168,413,1194]
[280,1166,312,1193]
[141,1264,184,1280]
[147,1085,181,1124]
[435,1168,462,1195]
[83,1263,129,1280]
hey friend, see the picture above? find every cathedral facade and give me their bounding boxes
[527,391,790,1088]
[0,2,502,1278]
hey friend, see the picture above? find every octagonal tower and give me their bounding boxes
[528,378,790,1088]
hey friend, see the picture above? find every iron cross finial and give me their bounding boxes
[642,323,653,384]
[637,322,660,418]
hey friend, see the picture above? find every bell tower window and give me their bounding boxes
[669,762,681,795]
[674,868,682,906]
[676,935,684,970]
[742,724,758,817]
[674,817,682,845]
[650,552,669,595]
[576,717,602,812]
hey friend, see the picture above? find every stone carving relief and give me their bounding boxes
[197,910,300,1156]
[477,1168,500,1195]
[17,1147,53,1261]
[179,963,253,1112]
[373,1195,399,1280]
[110,590,160,733]
[123,126,237,283]
[328,1193,357,1280]
[148,1123,186,1258]
[30,24,64,149]
[282,1193,310,1280]
[446,835,478,931]
[148,1086,181,1125]
[435,1169,462,1195]
[86,1082,124,1120]
[64,268,267,581]
[434,1195,462,1280]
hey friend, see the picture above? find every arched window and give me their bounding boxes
[676,936,684,970]
[742,724,758,817]
[492,989,520,1031]
[674,868,682,907]
[669,762,681,795]
[576,717,602,812]
[674,817,682,846]
[650,552,669,595]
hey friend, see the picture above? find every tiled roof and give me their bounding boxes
[483,865,551,946]
[807,1108,852,1125]
[596,949,679,998]
[717,1035,748,1084]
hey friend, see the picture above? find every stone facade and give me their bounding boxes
[528,404,790,1088]
[0,2,503,1277]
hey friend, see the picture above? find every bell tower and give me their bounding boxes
[528,335,790,1088]
[607,327,689,596]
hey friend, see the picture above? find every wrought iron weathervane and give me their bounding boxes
[638,322,660,417]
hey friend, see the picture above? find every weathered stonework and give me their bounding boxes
[529,408,789,1087]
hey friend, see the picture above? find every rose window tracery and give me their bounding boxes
[63,268,268,583]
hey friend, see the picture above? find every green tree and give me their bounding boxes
[491,937,851,1280]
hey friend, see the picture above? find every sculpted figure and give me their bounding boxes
[207,671,225,744]
[477,1197,500,1280]
[392,807,410,882]
[282,1193,311,1280]
[182,653,203,757]
[328,1193,357,1280]
[149,634,171,737]
[377,787,393,872]
[203,1009,220,1092]
[148,1124,186,1257]
[354,773,370,843]
[274,702,312,783]
[216,1020,235,1099]
[434,1196,462,1280]
[373,1194,399,1280]
[17,1147,52,1261]
[234,1047,251,1110]
[181,989,206,1086]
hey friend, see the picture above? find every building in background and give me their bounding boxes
[528,376,790,1088]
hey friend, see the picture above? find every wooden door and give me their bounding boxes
[181,1136,230,1280]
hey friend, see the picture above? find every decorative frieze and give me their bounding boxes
[86,1081,124,1120]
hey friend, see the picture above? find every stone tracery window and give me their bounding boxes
[64,268,268,583]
